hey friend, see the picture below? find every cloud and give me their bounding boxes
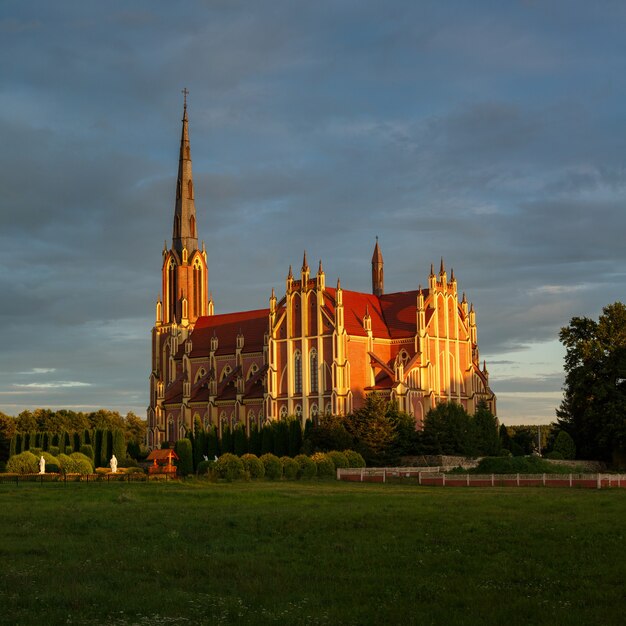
[16,368,57,375]
[13,381,92,389]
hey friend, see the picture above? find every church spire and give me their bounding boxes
[172,89,198,257]
[372,236,384,297]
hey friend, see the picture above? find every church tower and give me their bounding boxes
[372,237,384,297]
[160,93,210,326]
[148,93,210,448]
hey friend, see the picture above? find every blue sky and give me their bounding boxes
[1,1,626,424]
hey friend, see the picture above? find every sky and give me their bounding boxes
[1,1,625,424]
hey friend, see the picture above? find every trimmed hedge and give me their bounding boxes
[311,452,335,478]
[326,451,349,469]
[343,449,366,468]
[6,451,38,474]
[260,453,282,480]
[294,454,317,479]
[196,460,215,476]
[241,454,265,479]
[215,453,245,481]
[281,456,299,480]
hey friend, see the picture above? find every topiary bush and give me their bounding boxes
[294,454,317,479]
[241,454,265,479]
[546,450,564,460]
[311,452,335,478]
[343,449,366,468]
[260,453,282,480]
[48,446,60,457]
[80,444,94,463]
[281,456,299,480]
[215,453,245,481]
[326,451,349,469]
[196,459,215,476]
[174,439,194,476]
[6,451,38,474]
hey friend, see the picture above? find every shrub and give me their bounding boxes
[174,439,194,476]
[241,454,265,479]
[196,459,215,476]
[311,452,335,478]
[215,453,245,481]
[46,463,59,474]
[546,450,564,460]
[552,430,576,460]
[343,449,366,468]
[123,466,145,474]
[233,426,248,456]
[58,453,92,475]
[80,444,94,462]
[96,467,111,475]
[260,453,282,480]
[6,451,38,474]
[281,456,299,480]
[326,451,349,469]
[294,454,317,479]
[112,429,127,462]
[40,451,60,472]
[49,446,60,457]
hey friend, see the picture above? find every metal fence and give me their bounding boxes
[337,467,626,489]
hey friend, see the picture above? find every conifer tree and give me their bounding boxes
[206,426,219,459]
[221,425,233,454]
[261,424,274,455]
[288,419,303,457]
[233,425,248,456]
[248,424,261,456]
[112,428,126,462]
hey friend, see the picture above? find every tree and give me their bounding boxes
[233,425,248,456]
[288,418,303,457]
[111,429,127,462]
[557,302,626,463]
[344,394,396,466]
[472,401,501,456]
[174,439,193,476]
[0,412,16,463]
[303,413,353,454]
[552,430,576,460]
[124,412,147,446]
[422,402,474,456]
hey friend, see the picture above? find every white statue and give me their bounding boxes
[110,454,118,473]
[39,456,46,474]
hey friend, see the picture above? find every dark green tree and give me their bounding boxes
[288,419,303,457]
[221,425,233,454]
[557,302,626,464]
[174,438,194,476]
[112,428,127,462]
[193,429,207,469]
[206,426,219,459]
[552,430,576,460]
[260,424,274,455]
[422,402,474,456]
[233,425,248,456]
[472,400,501,456]
[344,394,396,466]
[273,421,290,457]
[248,424,261,456]
[303,413,353,454]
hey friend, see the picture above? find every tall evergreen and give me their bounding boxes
[112,428,126,462]
[206,426,219,459]
[233,425,248,456]
[192,429,207,470]
[274,421,290,457]
[288,419,303,457]
[221,426,233,454]
[261,424,274,455]
[249,425,261,456]
[93,429,103,468]
[101,429,112,467]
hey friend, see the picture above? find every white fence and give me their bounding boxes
[337,467,626,489]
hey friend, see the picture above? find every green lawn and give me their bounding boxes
[0,480,624,625]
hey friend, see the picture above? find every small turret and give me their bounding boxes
[316,259,325,291]
[429,262,436,291]
[301,251,310,287]
[286,265,294,293]
[371,236,384,297]
[363,304,372,333]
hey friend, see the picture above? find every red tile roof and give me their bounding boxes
[190,309,269,356]
[324,287,424,339]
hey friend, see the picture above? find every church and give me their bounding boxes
[146,101,496,448]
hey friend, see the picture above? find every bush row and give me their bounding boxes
[5,450,95,475]
[196,449,365,481]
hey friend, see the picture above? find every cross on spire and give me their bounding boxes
[181,87,189,108]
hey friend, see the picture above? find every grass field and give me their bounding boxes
[1,480,624,625]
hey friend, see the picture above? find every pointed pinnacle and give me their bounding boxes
[430,263,434,276]
[302,250,309,271]
[450,268,455,281]
[336,277,341,290]
[440,257,445,274]
[318,259,323,273]
[288,265,293,279]
[271,287,275,298]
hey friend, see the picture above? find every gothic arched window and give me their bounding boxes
[188,180,194,199]
[310,348,318,393]
[294,350,302,394]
